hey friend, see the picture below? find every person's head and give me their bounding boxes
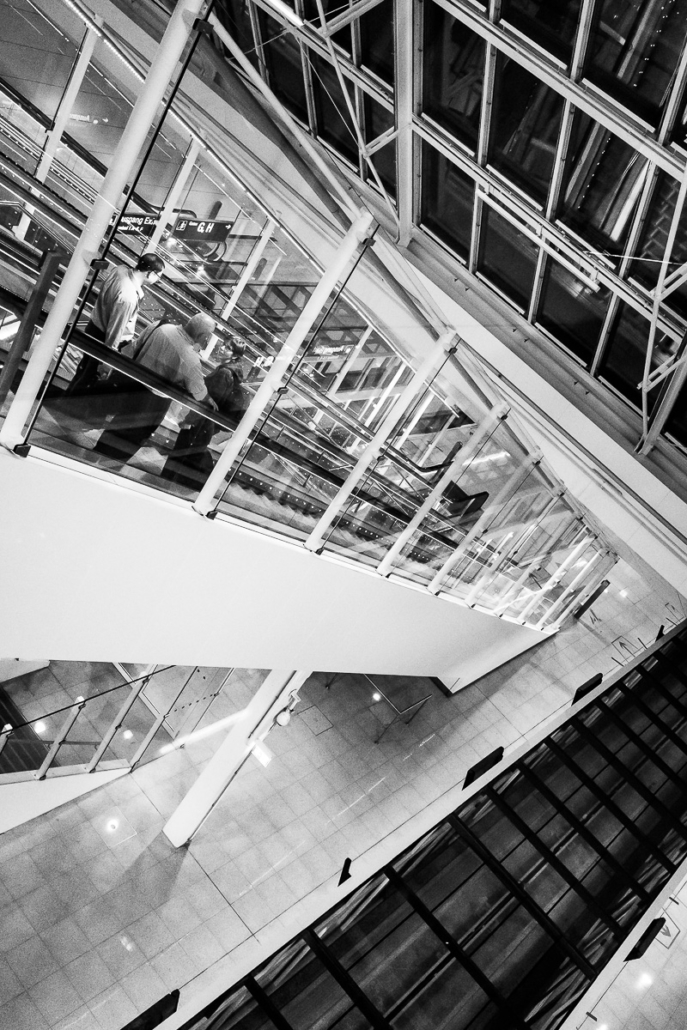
[185,312,216,350]
[136,253,165,284]
[229,340,247,361]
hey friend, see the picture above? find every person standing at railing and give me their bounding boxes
[92,312,217,463]
[68,252,166,395]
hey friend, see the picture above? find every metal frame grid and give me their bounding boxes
[217,0,687,456]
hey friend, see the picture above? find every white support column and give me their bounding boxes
[0,0,207,449]
[192,211,375,515]
[163,669,310,846]
[305,330,457,552]
[148,137,201,250]
[376,404,509,577]
[14,23,100,239]
[427,450,539,595]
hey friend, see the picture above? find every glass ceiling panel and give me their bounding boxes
[585,0,687,127]
[477,205,539,311]
[309,53,359,164]
[489,54,564,206]
[557,111,648,261]
[0,0,79,122]
[260,12,308,123]
[598,301,670,411]
[360,0,395,86]
[423,2,485,154]
[536,256,612,368]
[215,0,260,69]
[421,143,474,261]
[500,0,582,65]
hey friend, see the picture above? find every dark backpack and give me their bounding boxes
[206,362,249,418]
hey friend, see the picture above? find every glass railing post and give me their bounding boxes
[515,533,594,625]
[0,0,208,448]
[85,675,151,772]
[532,546,602,630]
[544,549,616,629]
[377,403,510,577]
[463,489,565,606]
[192,211,376,515]
[34,697,86,780]
[427,450,541,595]
[304,330,457,552]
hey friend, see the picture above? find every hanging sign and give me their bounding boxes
[173,218,233,243]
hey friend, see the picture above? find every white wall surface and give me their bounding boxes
[0,450,545,682]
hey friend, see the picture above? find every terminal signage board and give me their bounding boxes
[112,214,158,236]
[173,218,233,243]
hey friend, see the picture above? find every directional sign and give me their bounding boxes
[111,214,158,236]
[173,218,233,243]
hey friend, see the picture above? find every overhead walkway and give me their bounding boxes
[172,621,687,1030]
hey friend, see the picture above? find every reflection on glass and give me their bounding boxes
[261,12,309,122]
[423,3,485,152]
[0,0,79,122]
[537,256,611,366]
[598,302,671,410]
[501,0,582,64]
[421,143,474,260]
[585,0,687,126]
[215,0,259,68]
[477,205,538,310]
[360,0,395,85]
[557,112,648,258]
[489,54,564,205]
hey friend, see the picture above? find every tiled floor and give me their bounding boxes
[0,560,684,1030]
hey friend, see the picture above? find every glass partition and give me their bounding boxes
[0,662,233,780]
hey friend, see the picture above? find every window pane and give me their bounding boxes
[585,0,687,126]
[501,0,582,64]
[557,113,648,259]
[489,55,564,205]
[664,379,687,450]
[261,14,308,122]
[363,95,396,198]
[310,55,358,163]
[598,302,672,410]
[360,0,395,85]
[477,205,538,310]
[216,0,259,68]
[537,257,610,366]
[423,3,485,152]
[421,143,474,260]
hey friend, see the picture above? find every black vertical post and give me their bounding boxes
[0,250,62,409]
